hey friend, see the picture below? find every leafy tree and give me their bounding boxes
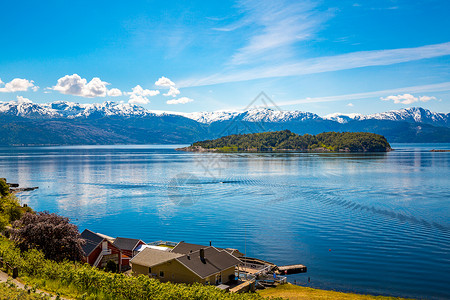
[0,178,9,197]
[0,178,28,229]
[10,211,85,261]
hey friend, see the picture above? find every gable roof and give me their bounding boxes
[113,237,144,251]
[172,241,244,258]
[175,247,241,279]
[130,248,183,268]
[81,229,105,256]
[96,232,115,244]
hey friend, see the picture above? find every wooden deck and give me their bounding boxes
[276,264,307,275]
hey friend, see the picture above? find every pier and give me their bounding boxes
[276,264,307,275]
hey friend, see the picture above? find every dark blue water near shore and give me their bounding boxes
[1,143,449,299]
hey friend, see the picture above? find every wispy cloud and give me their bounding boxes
[271,82,450,107]
[167,97,194,105]
[216,0,330,66]
[381,94,437,104]
[179,42,450,87]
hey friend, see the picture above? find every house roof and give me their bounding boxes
[175,247,241,279]
[130,248,183,268]
[81,229,104,256]
[96,232,115,244]
[113,237,144,251]
[172,241,244,258]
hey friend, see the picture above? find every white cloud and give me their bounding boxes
[166,97,194,105]
[163,86,180,97]
[381,94,437,104]
[0,78,37,92]
[127,85,160,104]
[51,74,123,98]
[155,76,175,87]
[107,88,122,97]
[178,42,450,88]
[51,74,109,98]
[129,94,151,104]
[16,95,32,104]
[347,103,354,107]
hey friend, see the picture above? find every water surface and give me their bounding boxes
[1,143,449,299]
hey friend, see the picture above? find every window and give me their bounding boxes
[148,267,151,274]
[159,271,164,278]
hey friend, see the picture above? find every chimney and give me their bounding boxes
[209,240,212,246]
[200,248,205,263]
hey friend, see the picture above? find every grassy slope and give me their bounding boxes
[258,284,412,300]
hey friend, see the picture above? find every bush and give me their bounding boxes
[10,212,85,262]
[105,260,117,273]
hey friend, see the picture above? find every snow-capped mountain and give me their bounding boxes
[182,108,321,124]
[180,111,240,124]
[1,100,449,145]
[323,113,363,124]
[1,100,448,128]
[0,100,154,119]
[323,107,449,127]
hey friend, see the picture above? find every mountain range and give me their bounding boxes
[0,100,449,145]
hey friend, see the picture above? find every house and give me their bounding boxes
[130,246,242,285]
[112,237,146,266]
[172,241,244,258]
[81,229,122,269]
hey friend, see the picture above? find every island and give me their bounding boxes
[178,130,392,153]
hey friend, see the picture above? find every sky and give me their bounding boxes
[0,0,449,116]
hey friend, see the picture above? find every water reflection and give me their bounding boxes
[0,144,449,299]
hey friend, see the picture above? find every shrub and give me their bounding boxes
[10,211,85,261]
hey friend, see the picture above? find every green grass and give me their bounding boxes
[258,284,413,300]
[0,281,52,299]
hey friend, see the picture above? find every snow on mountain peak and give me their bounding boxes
[0,101,448,127]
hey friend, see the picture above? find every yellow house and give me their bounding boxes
[130,246,241,285]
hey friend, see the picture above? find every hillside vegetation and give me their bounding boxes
[187,130,391,152]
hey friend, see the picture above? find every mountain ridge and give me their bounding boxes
[1,100,449,126]
[1,100,449,145]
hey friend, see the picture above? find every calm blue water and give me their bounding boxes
[1,144,449,299]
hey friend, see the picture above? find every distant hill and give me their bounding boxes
[180,130,391,152]
[0,101,449,145]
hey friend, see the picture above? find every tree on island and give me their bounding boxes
[10,211,85,261]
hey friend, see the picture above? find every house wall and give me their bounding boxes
[131,260,237,285]
[99,243,121,268]
[87,247,101,265]
[122,241,146,259]
[85,240,122,268]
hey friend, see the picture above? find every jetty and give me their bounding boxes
[0,178,38,193]
[276,264,307,275]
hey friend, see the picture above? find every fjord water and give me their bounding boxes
[1,144,449,299]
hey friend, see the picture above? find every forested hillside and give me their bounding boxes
[187,130,391,152]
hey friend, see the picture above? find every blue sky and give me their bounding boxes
[0,0,449,115]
